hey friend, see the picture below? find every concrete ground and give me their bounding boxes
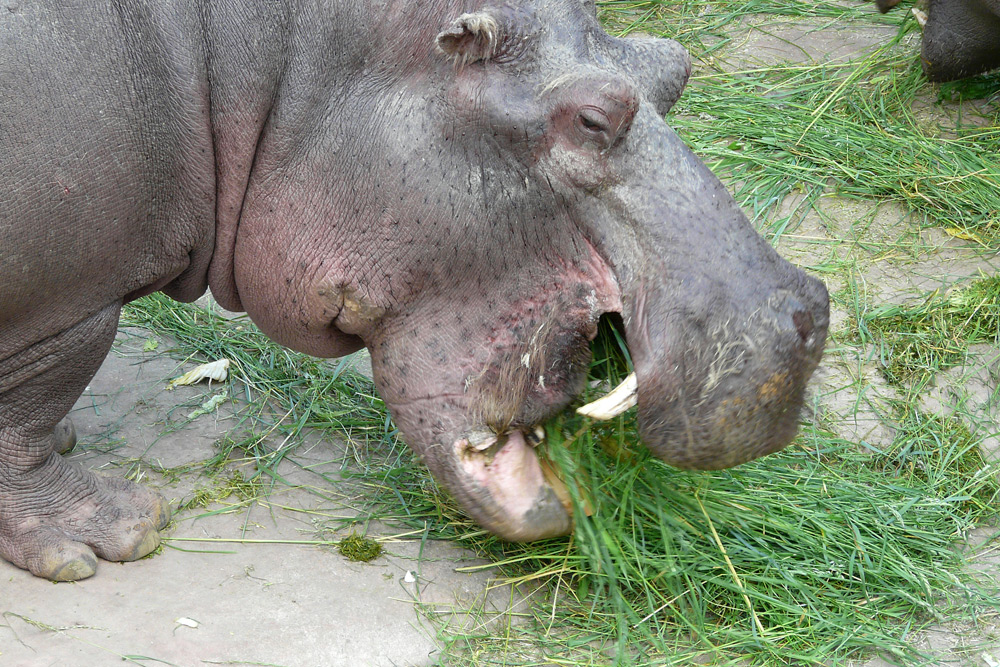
[1,335,511,667]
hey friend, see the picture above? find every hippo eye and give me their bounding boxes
[576,107,613,147]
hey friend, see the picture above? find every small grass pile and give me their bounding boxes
[338,533,383,563]
[857,274,1000,386]
[180,469,262,511]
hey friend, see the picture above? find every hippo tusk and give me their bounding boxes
[576,372,638,420]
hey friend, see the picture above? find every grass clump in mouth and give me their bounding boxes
[858,274,1000,386]
[314,316,1000,665]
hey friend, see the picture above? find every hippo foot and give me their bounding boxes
[0,452,171,581]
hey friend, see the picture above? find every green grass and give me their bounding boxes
[599,1,1000,244]
[122,295,1000,665]
[120,294,390,478]
[857,275,1000,386]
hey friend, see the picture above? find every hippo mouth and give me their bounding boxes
[454,427,572,539]
[371,229,828,542]
[382,392,586,541]
[451,355,642,540]
[429,303,823,541]
[373,263,624,540]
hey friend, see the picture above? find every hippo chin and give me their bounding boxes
[0,0,828,580]
[878,0,1000,81]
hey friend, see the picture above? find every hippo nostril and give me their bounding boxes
[768,290,819,345]
[792,309,814,343]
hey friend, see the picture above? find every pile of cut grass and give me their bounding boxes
[123,296,1000,665]
[857,274,1000,386]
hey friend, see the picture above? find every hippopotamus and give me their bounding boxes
[877,0,1000,81]
[0,0,829,582]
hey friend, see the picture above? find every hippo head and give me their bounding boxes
[230,0,829,540]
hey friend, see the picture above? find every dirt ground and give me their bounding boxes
[2,9,999,667]
[1,330,518,666]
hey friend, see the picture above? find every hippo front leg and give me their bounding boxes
[0,304,170,581]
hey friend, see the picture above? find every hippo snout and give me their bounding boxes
[632,274,829,472]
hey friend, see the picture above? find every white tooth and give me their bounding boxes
[525,426,545,447]
[911,7,927,27]
[465,429,497,452]
[576,372,638,420]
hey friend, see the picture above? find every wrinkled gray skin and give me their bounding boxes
[0,0,829,581]
[877,0,1000,81]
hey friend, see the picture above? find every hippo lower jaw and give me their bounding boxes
[380,272,828,542]
[453,428,573,540]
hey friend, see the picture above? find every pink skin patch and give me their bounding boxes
[455,430,547,520]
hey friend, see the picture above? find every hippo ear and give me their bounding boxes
[436,12,499,66]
